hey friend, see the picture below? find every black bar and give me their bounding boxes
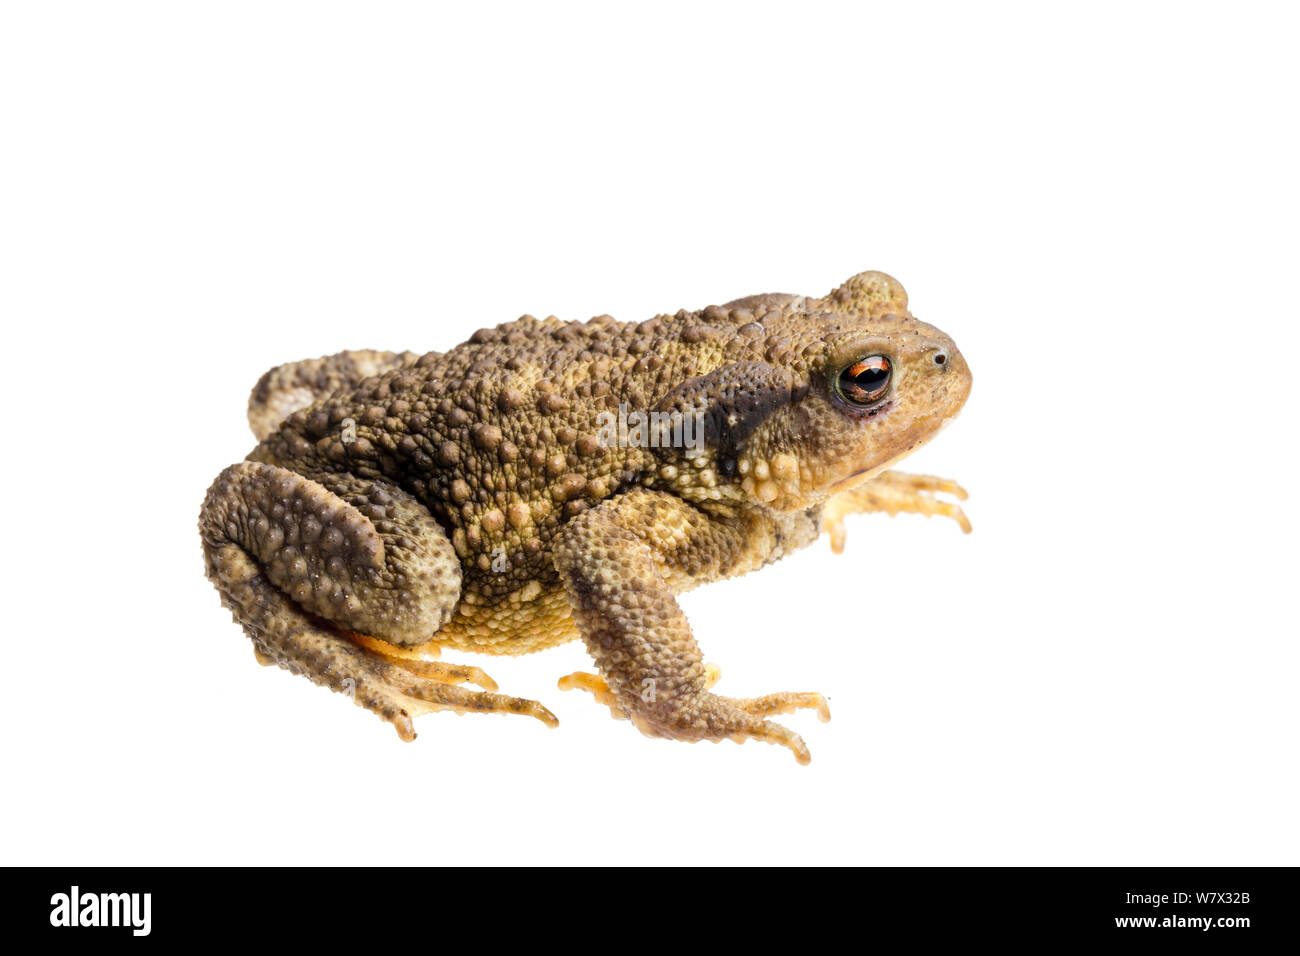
[7,867,1293,944]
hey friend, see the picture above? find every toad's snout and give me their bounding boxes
[912,328,972,414]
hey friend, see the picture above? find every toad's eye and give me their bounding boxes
[835,355,892,406]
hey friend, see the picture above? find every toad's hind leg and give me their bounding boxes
[199,461,556,739]
[247,350,420,440]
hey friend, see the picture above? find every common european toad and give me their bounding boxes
[199,270,972,762]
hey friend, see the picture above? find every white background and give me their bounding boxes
[2,2,1296,866]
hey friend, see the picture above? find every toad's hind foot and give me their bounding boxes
[242,596,557,740]
[319,629,559,739]
[823,469,971,553]
[214,552,558,740]
[349,631,496,691]
[309,626,558,740]
[201,461,557,740]
[558,671,624,717]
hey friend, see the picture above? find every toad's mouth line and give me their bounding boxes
[826,412,963,495]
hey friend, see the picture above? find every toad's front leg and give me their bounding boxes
[822,469,971,554]
[552,490,829,764]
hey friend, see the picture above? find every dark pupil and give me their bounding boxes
[840,357,890,403]
[851,364,888,390]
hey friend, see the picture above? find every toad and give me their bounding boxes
[199,270,971,763]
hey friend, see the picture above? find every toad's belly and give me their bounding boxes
[420,584,579,655]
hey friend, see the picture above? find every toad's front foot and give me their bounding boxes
[559,662,724,717]
[824,469,971,553]
[553,488,839,765]
[560,667,830,765]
